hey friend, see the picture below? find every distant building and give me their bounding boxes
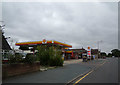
[70,48,87,59]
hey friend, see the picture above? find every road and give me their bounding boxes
[2,58,118,84]
[73,58,118,84]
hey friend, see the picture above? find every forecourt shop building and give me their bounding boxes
[15,39,72,60]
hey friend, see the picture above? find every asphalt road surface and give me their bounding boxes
[2,58,117,84]
[76,58,118,83]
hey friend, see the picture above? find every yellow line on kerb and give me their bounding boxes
[73,70,93,85]
[100,61,106,66]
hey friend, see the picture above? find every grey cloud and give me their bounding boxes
[2,2,118,53]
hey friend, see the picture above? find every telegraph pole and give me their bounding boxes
[97,40,102,59]
[0,21,4,85]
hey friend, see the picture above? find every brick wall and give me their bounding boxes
[2,62,40,79]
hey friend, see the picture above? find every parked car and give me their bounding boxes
[83,56,87,62]
[82,53,87,62]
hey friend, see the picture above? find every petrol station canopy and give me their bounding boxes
[15,39,72,48]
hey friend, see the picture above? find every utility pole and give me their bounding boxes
[0,21,4,85]
[0,21,5,52]
[97,40,102,59]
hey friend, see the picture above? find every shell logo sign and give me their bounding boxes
[42,39,46,44]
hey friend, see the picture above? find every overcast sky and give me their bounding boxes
[2,2,118,53]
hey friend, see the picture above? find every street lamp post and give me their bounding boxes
[97,40,102,59]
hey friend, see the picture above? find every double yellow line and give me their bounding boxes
[73,61,106,85]
[73,70,94,85]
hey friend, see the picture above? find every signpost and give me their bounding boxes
[87,47,91,60]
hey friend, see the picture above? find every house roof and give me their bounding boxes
[2,34,11,50]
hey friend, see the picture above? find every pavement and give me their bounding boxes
[39,59,83,71]
[2,58,108,83]
[63,59,82,65]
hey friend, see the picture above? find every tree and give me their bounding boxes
[24,54,36,64]
[111,49,120,57]
[107,53,112,57]
[100,52,107,57]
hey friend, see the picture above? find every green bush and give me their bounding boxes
[7,52,37,64]
[15,53,23,63]
[37,45,63,66]
[37,45,50,65]
[9,54,16,64]
[49,55,63,66]
[8,53,23,64]
[35,52,40,61]
[24,54,36,64]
